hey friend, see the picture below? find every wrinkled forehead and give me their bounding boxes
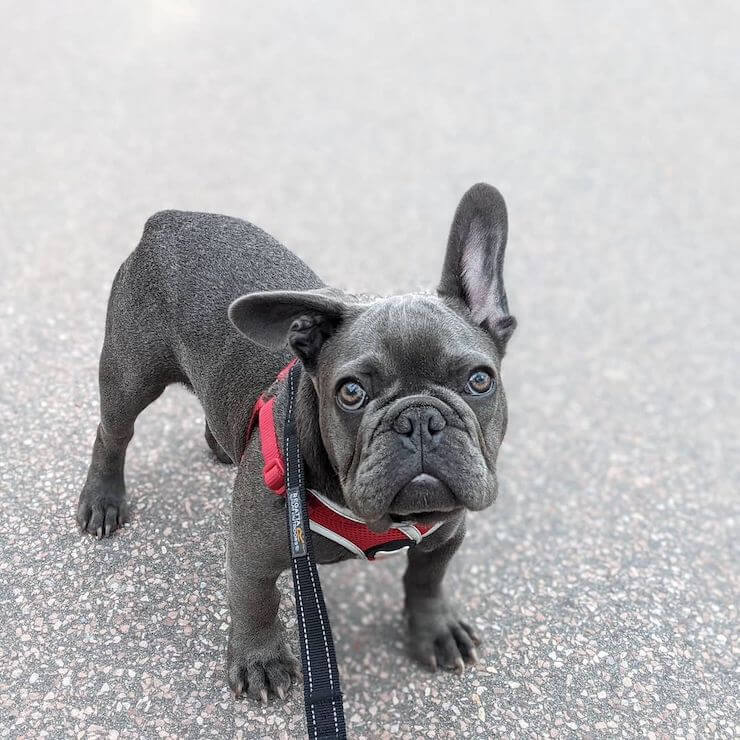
[326,294,495,379]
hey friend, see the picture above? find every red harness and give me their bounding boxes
[247,360,441,560]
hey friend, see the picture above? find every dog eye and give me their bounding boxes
[336,380,368,411]
[465,369,495,396]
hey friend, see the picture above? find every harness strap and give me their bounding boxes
[283,363,347,740]
[258,397,287,493]
[246,358,297,494]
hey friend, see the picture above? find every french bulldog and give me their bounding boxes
[77,183,516,702]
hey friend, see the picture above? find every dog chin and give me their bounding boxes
[366,509,458,532]
[385,473,461,524]
[355,474,462,532]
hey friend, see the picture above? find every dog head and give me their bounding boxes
[230,183,516,530]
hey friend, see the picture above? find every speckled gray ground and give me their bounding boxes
[1,2,738,738]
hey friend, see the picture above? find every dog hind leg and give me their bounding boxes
[77,256,178,537]
[76,341,167,537]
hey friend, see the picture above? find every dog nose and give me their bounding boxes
[392,406,447,446]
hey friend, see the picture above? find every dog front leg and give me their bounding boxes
[226,551,300,702]
[402,519,481,672]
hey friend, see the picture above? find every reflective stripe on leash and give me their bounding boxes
[283,363,347,740]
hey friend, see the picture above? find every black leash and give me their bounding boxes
[283,363,347,740]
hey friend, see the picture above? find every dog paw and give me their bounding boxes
[76,478,129,538]
[227,638,301,702]
[406,603,481,673]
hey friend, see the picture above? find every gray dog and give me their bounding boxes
[77,183,516,702]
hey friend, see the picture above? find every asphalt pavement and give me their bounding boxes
[0,2,738,738]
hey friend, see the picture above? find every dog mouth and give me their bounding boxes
[386,473,461,523]
[388,509,457,524]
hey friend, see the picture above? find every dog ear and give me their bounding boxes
[438,183,516,354]
[229,289,347,369]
